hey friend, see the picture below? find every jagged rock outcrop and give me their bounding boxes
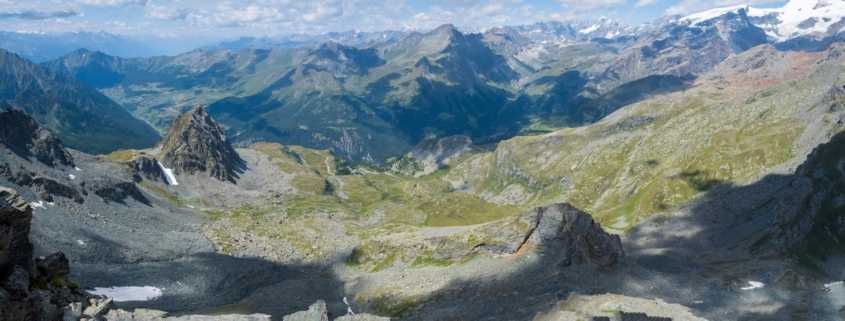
[0,187,34,283]
[520,203,624,268]
[157,105,240,181]
[127,156,165,182]
[0,187,39,319]
[0,163,84,203]
[0,109,74,168]
[390,135,478,177]
[88,180,148,204]
[0,187,104,321]
[767,130,845,254]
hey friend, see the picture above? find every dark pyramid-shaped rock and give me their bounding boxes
[158,105,240,181]
[0,108,74,167]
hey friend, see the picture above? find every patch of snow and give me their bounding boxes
[682,0,845,42]
[187,205,195,209]
[77,240,85,246]
[740,281,765,290]
[74,167,81,171]
[156,161,179,185]
[343,296,355,315]
[47,202,54,206]
[90,286,162,302]
[825,281,844,288]
[69,174,75,180]
[681,5,748,26]
[578,24,600,34]
[30,201,45,209]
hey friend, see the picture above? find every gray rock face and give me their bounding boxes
[522,203,624,268]
[283,300,331,321]
[128,156,165,182]
[0,187,34,280]
[158,105,241,182]
[0,109,74,168]
[0,163,84,203]
[89,180,148,204]
[35,252,69,278]
[0,187,40,320]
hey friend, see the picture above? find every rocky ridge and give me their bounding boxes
[156,105,241,182]
[0,109,74,168]
[388,135,479,177]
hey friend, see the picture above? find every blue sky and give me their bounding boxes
[0,0,788,37]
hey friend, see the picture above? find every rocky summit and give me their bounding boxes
[156,105,241,182]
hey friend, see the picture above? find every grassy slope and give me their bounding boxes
[463,66,843,230]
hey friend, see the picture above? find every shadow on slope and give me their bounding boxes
[369,133,845,320]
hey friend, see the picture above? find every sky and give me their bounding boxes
[0,0,789,38]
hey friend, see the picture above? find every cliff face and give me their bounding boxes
[0,187,34,282]
[0,109,74,168]
[158,105,241,182]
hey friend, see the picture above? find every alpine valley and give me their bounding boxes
[2,0,845,320]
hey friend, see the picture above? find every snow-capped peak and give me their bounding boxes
[748,0,845,42]
[680,0,845,43]
[680,5,749,26]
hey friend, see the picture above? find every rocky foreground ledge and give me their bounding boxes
[0,186,389,321]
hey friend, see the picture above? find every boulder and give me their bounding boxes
[524,203,625,268]
[36,252,70,278]
[283,300,331,321]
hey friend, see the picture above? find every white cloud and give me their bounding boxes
[145,5,188,21]
[0,9,81,20]
[77,0,148,6]
[553,0,627,14]
[188,4,287,28]
[635,0,662,8]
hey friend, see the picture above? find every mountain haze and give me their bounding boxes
[0,49,161,154]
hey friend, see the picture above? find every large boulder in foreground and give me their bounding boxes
[0,187,34,283]
[523,203,625,268]
[157,105,240,182]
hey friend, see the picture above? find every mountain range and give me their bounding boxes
[1,0,845,319]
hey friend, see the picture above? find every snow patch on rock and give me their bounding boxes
[740,281,765,290]
[157,161,179,185]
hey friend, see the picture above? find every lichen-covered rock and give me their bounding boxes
[157,105,240,182]
[0,109,74,168]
